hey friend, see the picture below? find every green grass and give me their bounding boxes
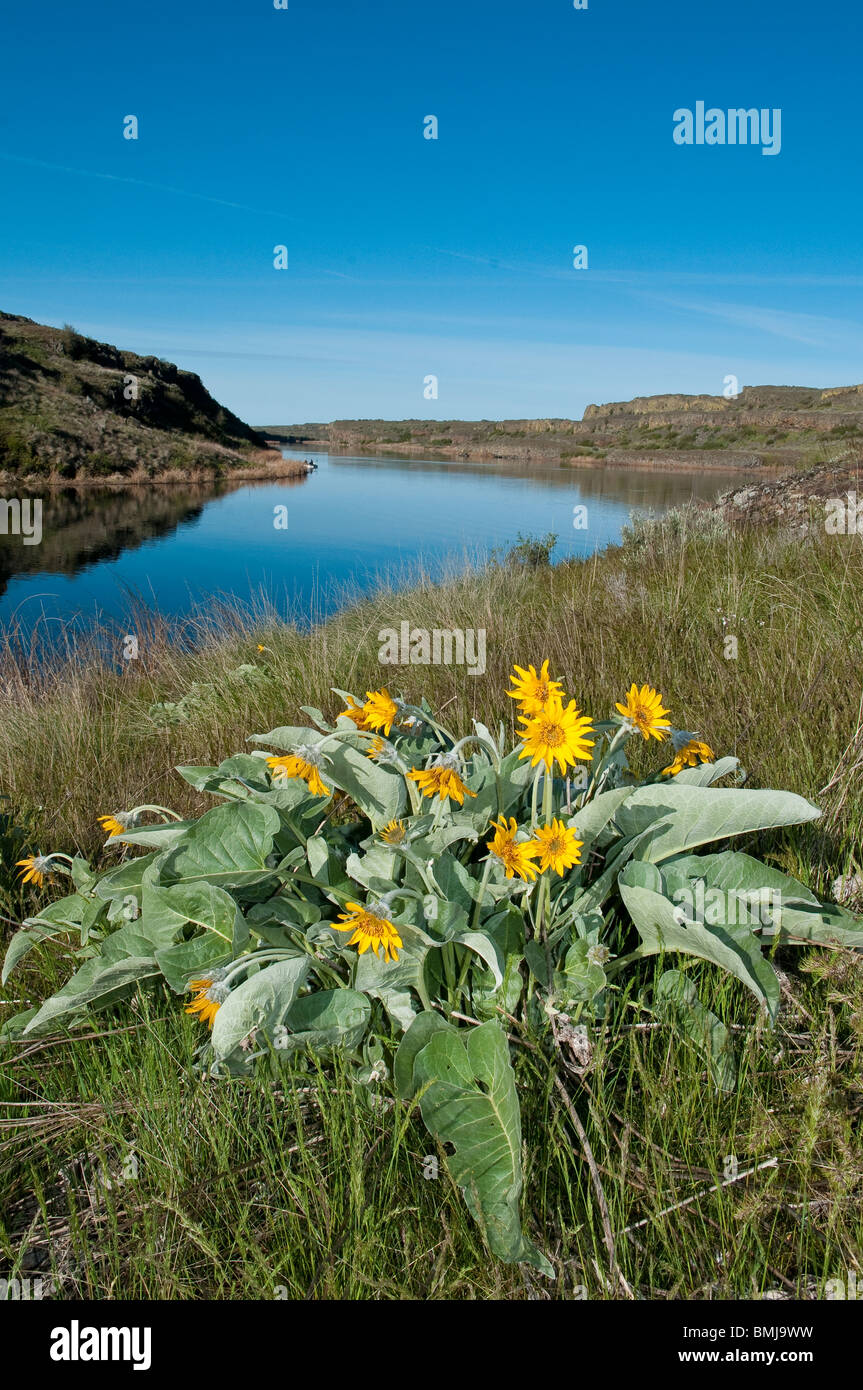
[1,510,862,1299]
[2,957,860,1299]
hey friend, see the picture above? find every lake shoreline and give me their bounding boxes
[0,449,309,489]
[293,438,787,474]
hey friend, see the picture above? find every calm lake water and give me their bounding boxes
[0,449,749,638]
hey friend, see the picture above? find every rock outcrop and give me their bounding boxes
[0,312,299,482]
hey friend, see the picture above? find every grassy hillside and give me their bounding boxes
[0,312,302,482]
[0,486,861,1299]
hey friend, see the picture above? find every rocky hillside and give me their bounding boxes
[713,458,863,530]
[0,312,301,483]
[264,382,863,470]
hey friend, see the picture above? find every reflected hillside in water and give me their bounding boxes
[0,474,309,598]
[326,451,751,507]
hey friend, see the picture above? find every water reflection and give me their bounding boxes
[0,450,754,634]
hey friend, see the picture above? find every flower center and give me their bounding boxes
[359,915,385,938]
[537,720,564,747]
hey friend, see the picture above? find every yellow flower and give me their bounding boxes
[266,753,330,798]
[615,683,671,741]
[336,901,403,962]
[507,660,564,715]
[340,694,370,728]
[98,813,129,839]
[365,735,385,760]
[517,697,595,773]
[408,765,477,805]
[185,975,227,1029]
[256,644,266,652]
[532,819,584,876]
[15,854,54,888]
[487,816,541,881]
[380,818,407,845]
[662,738,715,776]
[363,688,398,735]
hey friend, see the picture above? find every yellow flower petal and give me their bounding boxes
[517,697,595,773]
[615,683,671,741]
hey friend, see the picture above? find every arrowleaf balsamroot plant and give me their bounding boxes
[4,665,863,1275]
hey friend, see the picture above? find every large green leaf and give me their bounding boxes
[22,906,184,1035]
[671,756,741,786]
[94,852,161,900]
[618,861,780,1021]
[394,1012,450,1096]
[407,1018,552,1274]
[664,849,819,904]
[769,899,863,948]
[324,739,407,826]
[555,939,607,1008]
[430,853,476,909]
[568,786,634,845]
[664,850,863,948]
[23,958,161,1034]
[615,784,821,863]
[159,803,280,888]
[23,893,87,929]
[353,930,431,1027]
[472,906,526,1019]
[4,893,91,982]
[210,956,309,1060]
[141,877,242,945]
[108,821,196,849]
[279,988,371,1054]
[249,725,325,752]
[3,924,68,984]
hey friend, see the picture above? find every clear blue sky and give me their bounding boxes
[1,0,860,423]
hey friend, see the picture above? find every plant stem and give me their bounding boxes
[539,771,555,978]
[442,941,457,1009]
[470,856,493,933]
[530,765,542,829]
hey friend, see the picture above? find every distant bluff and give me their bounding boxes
[269,382,863,470]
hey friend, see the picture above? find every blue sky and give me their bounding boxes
[1,0,860,422]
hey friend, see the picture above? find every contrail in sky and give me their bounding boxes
[0,151,295,220]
